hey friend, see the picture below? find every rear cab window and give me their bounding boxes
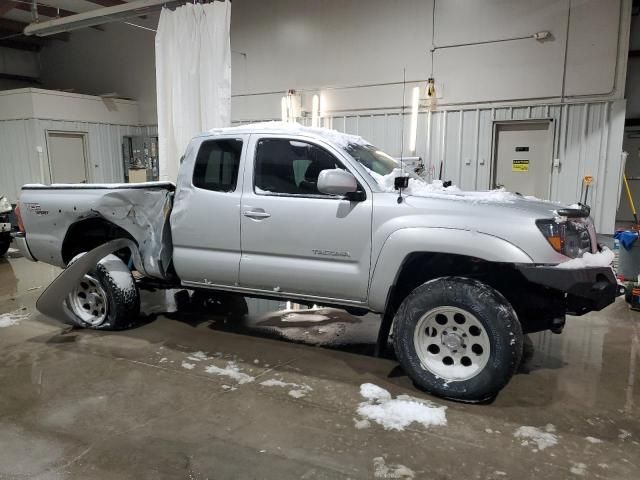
[193,138,243,192]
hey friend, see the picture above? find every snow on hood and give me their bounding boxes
[368,168,537,204]
[210,121,368,149]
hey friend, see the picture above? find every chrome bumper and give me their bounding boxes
[11,233,36,262]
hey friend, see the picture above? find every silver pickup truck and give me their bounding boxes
[13,123,620,401]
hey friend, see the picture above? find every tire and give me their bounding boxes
[392,277,523,402]
[0,236,10,256]
[66,254,140,330]
[191,290,249,317]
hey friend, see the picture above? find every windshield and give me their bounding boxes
[344,144,399,175]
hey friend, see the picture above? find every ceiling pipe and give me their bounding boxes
[23,0,182,36]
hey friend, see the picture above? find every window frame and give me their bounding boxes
[251,136,366,200]
[191,137,244,193]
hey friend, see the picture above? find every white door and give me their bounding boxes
[239,135,372,302]
[48,132,88,184]
[493,122,553,198]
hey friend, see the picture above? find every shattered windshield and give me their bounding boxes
[344,143,421,182]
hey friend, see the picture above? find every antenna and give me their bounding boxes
[397,68,407,204]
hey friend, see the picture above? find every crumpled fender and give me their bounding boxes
[36,238,139,324]
[367,227,533,312]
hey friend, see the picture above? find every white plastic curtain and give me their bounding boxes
[156,1,231,182]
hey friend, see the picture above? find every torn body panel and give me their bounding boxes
[18,183,175,280]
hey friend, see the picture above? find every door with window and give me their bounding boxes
[171,136,246,286]
[239,135,373,301]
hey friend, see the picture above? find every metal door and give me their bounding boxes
[47,132,88,184]
[493,122,553,198]
[171,135,247,287]
[239,135,373,302]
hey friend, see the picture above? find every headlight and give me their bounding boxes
[0,196,12,214]
[536,218,593,258]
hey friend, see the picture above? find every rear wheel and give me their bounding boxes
[66,254,140,330]
[393,277,523,402]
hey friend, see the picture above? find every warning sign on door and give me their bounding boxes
[512,160,529,172]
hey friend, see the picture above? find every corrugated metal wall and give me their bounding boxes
[1,100,625,233]
[0,120,153,202]
[297,100,626,233]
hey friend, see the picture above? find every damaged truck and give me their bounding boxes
[12,123,621,401]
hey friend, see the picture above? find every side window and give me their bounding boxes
[193,139,243,192]
[254,138,342,195]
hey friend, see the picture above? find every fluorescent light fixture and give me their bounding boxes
[23,0,180,37]
[311,95,320,128]
[281,97,288,122]
[409,86,420,152]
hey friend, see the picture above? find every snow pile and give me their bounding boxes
[556,247,614,269]
[210,121,367,149]
[186,351,209,362]
[367,168,523,204]
[259,378,313,398]
[570,463,587,476]
[514,424,558,451]
[205,361,255,384]
[355,383,447,431]
[181,361,195,370]
[0,308,30,328]
[372,457,415,479]
[585,436,603,444]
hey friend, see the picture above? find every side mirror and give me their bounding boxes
[317,169,358,196]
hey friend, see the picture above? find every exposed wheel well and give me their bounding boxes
[385,252,566,335]
[61,218,136,265]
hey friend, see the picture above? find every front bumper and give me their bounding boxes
[516,264,621,315]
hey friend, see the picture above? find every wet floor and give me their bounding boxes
[0,249,639,479]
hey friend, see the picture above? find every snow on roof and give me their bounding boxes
[208,121,367,148]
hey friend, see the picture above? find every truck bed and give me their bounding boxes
[18,182,175,279]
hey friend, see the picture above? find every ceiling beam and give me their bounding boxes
[0,72,40,84]
[0,18,69,40]
[0,1,15,17]
[11,1,77,19]
[86,0,127,6]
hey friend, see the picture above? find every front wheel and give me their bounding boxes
[393,277,523,402]
[66,254,140,330]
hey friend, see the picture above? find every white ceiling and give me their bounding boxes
[1,1,133,24]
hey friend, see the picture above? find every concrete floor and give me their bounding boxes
[1,249,639,480]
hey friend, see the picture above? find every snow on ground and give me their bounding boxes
[570,462,587,476]
[585,436,603,444]
[181,361,196,370]
[186,351,210,362]
[513,424,558,451]
[618,429,632,440]
[372,457,415,479]
[355,383,447,431]
[259,378,313,398]
[0,308,30,328]
[556,247,614,269]
[205,361,255,385]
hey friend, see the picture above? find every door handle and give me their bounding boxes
[243,209,271,219]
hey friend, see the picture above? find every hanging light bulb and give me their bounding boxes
[426,77,436,108]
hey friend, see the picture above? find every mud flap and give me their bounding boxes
[36,238,138,324]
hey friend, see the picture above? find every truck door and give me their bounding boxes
[171,136,246,287]
[239,135,373,302]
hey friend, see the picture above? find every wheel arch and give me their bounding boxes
[368,227,532,313]
[61,217,137,266]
